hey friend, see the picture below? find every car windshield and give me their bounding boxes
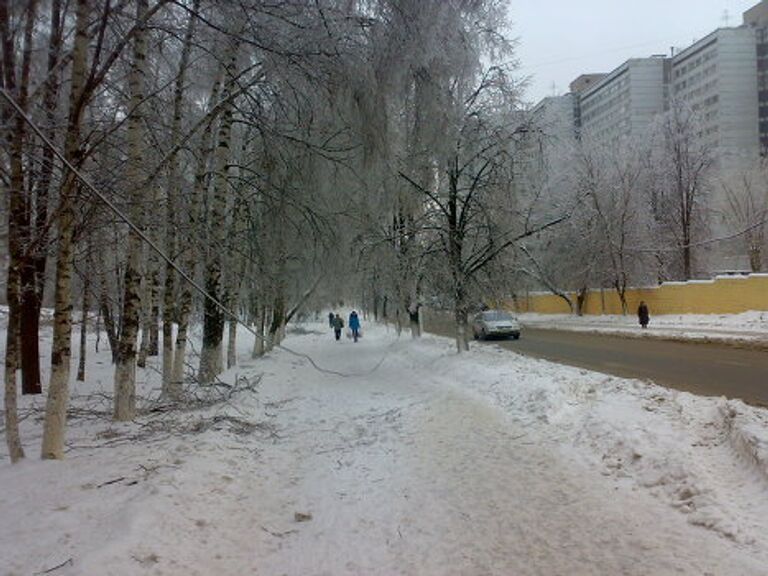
[482,311,514,321]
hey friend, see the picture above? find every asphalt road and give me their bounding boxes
[424,319,768,407]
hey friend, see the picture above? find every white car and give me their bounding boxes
[472,310,521,340]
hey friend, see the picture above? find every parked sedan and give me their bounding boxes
[472,310,521,340]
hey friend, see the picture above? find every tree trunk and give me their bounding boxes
[252,308,265,358]
[268,292,286,348]
[409,305,421,338]
[171,73,222,395]
[447,166,468,353]
[20,0,61,396]
[162,0,198,390]
[199,38,239,383]
[3,271,24,461]
[614,278,629,315]
[77,263,91,382]
[137,268,151,369]
[170,285,191,396]
[3,241,24,462]
[749,245,762,273]
[453,290,469,353]
[113,0,149,422]
[264,308,275,352]
[19,267,42,394]
[2,0,42,396]
[227,316,238,369]
[99,273,119,364]
[576,286,588,316]
[41,0,89,460]
[1,0,35,462]
[148,252,160,357]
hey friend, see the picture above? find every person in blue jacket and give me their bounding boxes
[348,310,361,342]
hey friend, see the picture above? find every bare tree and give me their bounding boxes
[654,98,714,280]
[576,137,651,313]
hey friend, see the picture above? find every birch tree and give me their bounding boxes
[198,29,241,383]
[162,0,198,392]
[114,0,150,421]
[41,0,90,459]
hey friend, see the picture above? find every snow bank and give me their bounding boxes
[518,310,768,344]
[721,399,768,481]
[413,333,768,548]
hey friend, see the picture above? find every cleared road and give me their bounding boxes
[424,320,768,407]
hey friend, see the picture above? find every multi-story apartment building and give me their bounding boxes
[577,57,669,143]
[669,27,761,273]
[671,27,759,166]
[744,1,768,152]
[536,26,760,162]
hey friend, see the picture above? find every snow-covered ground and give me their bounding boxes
[519,311,768,345]
[2,320,768,575]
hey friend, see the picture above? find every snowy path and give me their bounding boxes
[3,324,768,575]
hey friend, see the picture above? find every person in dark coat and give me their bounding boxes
[328,311,335,328]
[333,313,344,341]
[637,301,650,329]
[349,310,361,342]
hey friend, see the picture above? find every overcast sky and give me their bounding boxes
[511,0,760,104]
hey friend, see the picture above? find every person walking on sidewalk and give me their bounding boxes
[333,313,344,341]
[349,310,361,342]
[637,301,650,329]
[328,311,335,329]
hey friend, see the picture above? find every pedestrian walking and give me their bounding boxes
[349,310,361,343]
[328,311,335,328]
[638,301,650,329]
[333,313,344,341]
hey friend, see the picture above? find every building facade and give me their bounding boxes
[577,57,669,144]
[671,27,759,166]
[744,1,768,152]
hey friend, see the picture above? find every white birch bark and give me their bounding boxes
[162,0,198,392]
[171,71,222,394]
[113,0,149,421]
[41,0,90,459]
[199,34,240,383]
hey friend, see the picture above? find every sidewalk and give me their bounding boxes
[518,311,768,346]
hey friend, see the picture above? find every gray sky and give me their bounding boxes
[511,0,759,104]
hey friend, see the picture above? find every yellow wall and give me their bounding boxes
[510,274,768,315]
